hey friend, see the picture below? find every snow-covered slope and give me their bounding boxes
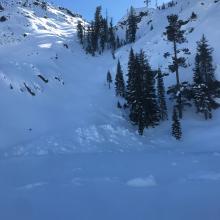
[0,0,220,157]
[116,0,220,80]
[0,0,143,156]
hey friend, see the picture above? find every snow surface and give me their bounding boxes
[0,0,220,219]
[1,152,220,220]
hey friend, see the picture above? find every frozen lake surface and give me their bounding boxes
[1,151,220,220]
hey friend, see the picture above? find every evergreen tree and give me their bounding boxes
[126,49,159,134]
[85,26,93,54]
[193,53,202,84]
[193,84,213,120]
[108,18,116,57]
[107,71,113,89]
[140,52,160,127]
[100,18,108,52]
[157,68,168,121]
[126,48,136,105]
[93,6,102,51]
[165,14,188,119]
[90,21,96,56]
[77,21,84,44]
[132,54,145,135]
[126,7,138,43]
[172,107,182,140]
[126,49,144,133]
[193,35,219,119]
[194,35,215,86]
[115,60,126,97]
[79,6,121,55]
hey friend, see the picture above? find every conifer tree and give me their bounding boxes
[90,21,96,56]
[108,18,116,57]
[100,18,108,52]
[115,60,126,97]
[77,21,84,44]
[132,54,145,135]
[172,107,182,140]
[193,84,213,120]
[193,35,219,119]
[194,35,215,86]
[157,68,168,121]
[93,6,102,51]
[107,71,113,89]
[125,49,144,132]
[165,14,188,119]
[126,48,136,105]
[140,52,160,127]
[126,49,159,133]
[80,6,122,55]
[85,26,93,54]
[126,7,138,43]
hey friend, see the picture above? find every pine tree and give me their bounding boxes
[77,21,84,44]
[126,7,138,43]
[93,6,102,52]
[126,49,160,133]
[140,52,160,127]
[172,107,182,140]
[90,21,96,56]
[108,18,116,57]
[157,68,168,121]
[126,49,144,133]
[193,53,202,84]
[193,84,213,120]
[165,14,188,119]
[193,35,219,119]
[107,71,113,89]
[85,26,93,54]
[132,54,145,135]
[115,60,126,97]
[194,35,215,86]
[126,48,136,105]
[99,18,108,52]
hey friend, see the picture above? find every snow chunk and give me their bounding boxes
[38,43,52,48]
[127,176,157,188]
[18,182,47,190]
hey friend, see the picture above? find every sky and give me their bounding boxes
[49,0,169,21]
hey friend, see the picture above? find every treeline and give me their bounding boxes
[77,6,124,57]
[77,1,189,56]
[76,6,141,55]
[109,14,220,140]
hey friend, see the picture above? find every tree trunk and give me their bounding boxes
[173,40,182,119]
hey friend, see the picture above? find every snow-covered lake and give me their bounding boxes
[1,151,220,220]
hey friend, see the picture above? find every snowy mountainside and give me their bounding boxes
[0,0,143,155]
[0,0,220,157]
[116,0,220,82]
